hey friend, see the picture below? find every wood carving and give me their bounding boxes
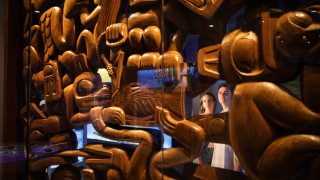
[21,0,320,180]
[197,2,320,180]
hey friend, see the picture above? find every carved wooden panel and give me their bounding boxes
[20,0,320,179]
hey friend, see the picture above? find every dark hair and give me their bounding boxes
[218,83,229,90]
[199,92,217,115]
[218,82,234,95]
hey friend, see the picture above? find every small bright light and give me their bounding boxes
[97,68,111,83]
[209,25,214,28]
[35,11,40,14]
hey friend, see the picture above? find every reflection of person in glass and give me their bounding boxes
[212,83,242,171]
[196,92,217,165]
[217,83,231,113]
[200,92,216,115]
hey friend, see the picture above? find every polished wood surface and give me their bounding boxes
[15,0,320,179]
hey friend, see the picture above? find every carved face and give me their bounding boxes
[73,72,111,111]
[43,61,63,103]
[220,30,264,85]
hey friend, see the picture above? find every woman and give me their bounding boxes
[196,92,217,165]
[199,92,217,115]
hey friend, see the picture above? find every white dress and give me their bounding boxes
[211,110,240,171]
[211,143,238,170]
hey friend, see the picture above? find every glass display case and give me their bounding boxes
[2,0,320,179]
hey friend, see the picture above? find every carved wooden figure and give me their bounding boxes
[197,2,320,180]
[21,0,320,180]
[22,1,91,179]
[230,82,320,180]
[93,1,224,179]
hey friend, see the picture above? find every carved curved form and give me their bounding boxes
[197,44,221,79]
[23,25,44,62]
[156,51,184,82]
[129,0,161,9]
[105,70,188,126]
[302,65,320,113]
[63,0,90,19]
[126,50,183,85]
[94,0,123,42]
[89,106,158,180]
[189,113,229,144]
[221,30,263,79]
[58,51,90,77]
[43,61,63,103]
[178,0,225,19]
[151,106,205,180]
[40,6,75,62]
[126,9,160,30]
[219,23,300,85]
[82,144,130,179]
[73,72,109,109]
[229,82,320,180]
[275,9,320,59]
[58,29,100,80]
[51,164,82,180]
[79,3,101,29]
[21,0,320,179]
[96,25,127,91]
[22,25,45,103]
[29,155,78,174]
[75,30,101,69]
[28,130,77,161]
[257,135,320,179]
[22,46,44,102]
[23,46,44,74]
[64,72,111,126]
[105,23,128,47]
[198,9,308,86]
[22,51,77,164]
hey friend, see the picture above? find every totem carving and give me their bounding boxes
[21,0,320,180]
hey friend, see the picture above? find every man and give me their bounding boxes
[218,83,231,113]
[211,83,242,171]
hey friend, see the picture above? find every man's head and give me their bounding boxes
[218,83,231,107]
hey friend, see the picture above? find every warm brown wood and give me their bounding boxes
[229,82,320,180]
[302,64,320,113]
[82,169,96,180]
[29,156,78,172]
[15,0,320,180]
[178,0,225,19]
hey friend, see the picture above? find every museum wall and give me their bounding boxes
[0,0,5,143]
[1,0,25,179]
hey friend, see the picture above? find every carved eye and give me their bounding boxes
[77,79,96,96]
